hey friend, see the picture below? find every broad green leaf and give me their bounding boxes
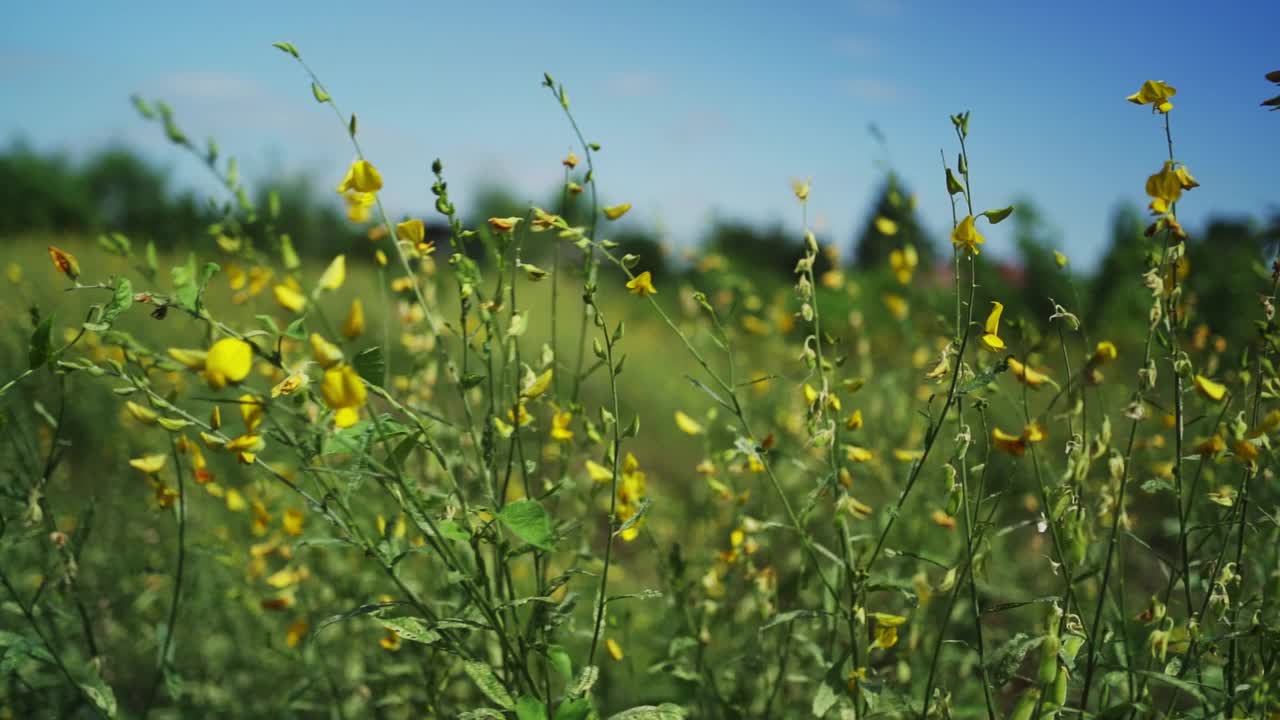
[498,499,554,550]
[463,661,515,710]
[376,616,440,645]
[353,346,386,387]
[811,682,838,717]
[607,705,687,720]
[80,674,118,718]
[554,697,592,720]
[547,644,573,679]
[101,278,133,325]
[515,697,546,720]
[982,206,1015,224]
[29,313,54,370]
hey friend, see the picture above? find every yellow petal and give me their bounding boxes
[205,338,254,390]
[317,255,347,291]
[674,410,704,435]
[603,203,632,221]
[336,160,383,194]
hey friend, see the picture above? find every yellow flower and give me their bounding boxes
[991,427,1027,456]
[1007,357,1053,389]
[395,218,425,244]
[317,255,346,291]
[129,453,168,474]
[1093,341,1118,364]
[320,364,367,428]
[47,245,80,280]
[240,394,263,433]
[626,271,657,297]
[871,624,899,651]
[488,216,522,232]
[286,620,308,648]
[379,628,402,651]
[874,216,899,236]
[167,348,207,370]
[273,283,307,313]
[951,215,985,255]
[125,401,159,425]
[1126,80,1177,113]
[550,411,574,441]
[271,373,307,398]
[520,368,554,399]
[791,179,810,201]
[980,301,1006,352]
[883,293,909,321]
[603,202,632,221]
[845,446,874,463]
[1146,161,1185,206]
[802,383,819,407]
[674,411,704,435]
[336,159,383,194]
[1195,433,1226,456]
[225,488,247,512]
[889,245,917,284]
[345,192,374,223]
[562,152,579,169]
[342,298,366,339]
[1193,375,1226,402]
[205,338,253,390]
[310,333,344,369]
[845,409,864,430]
[606,638,624,661]
[585,460,613,483]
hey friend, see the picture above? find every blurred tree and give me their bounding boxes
[0,142,97,235]
[703,220,833,280]
[1186,217,1270,342]
[1010,198,1076,319]
[851,173,935,271]
[1091,204,1155,331]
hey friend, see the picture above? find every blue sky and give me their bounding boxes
[3,0,1278,269]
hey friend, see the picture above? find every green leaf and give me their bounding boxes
[614,497,651,538]
[498,499,554,550]
[607,705,687,720]
[811,682,838,717]
[375,616,441,645]
[255,315,281,335]
[1133,670,1208,702]
[29,313,54,370]
[101,278,133,326]
[460,372,486,390]
[463,661,515,710]
[945,167,965,195]
[982,206,1015,224]
[569,665,598,697]
[97,232,131,256]
[80,673,118,718]
[554,697,592,720]
[272,41,300,58]
[547,644,573,679]
[515,697,546,720]
[313,602,399,636]
[284,317,307,341]
[759,609,826,633]
[353,347,386,387]
[311,82,330,103]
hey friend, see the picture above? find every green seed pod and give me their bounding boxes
[1038,635,1060,686]
[1052,665,1068,707]
[1009,688,1040,720]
